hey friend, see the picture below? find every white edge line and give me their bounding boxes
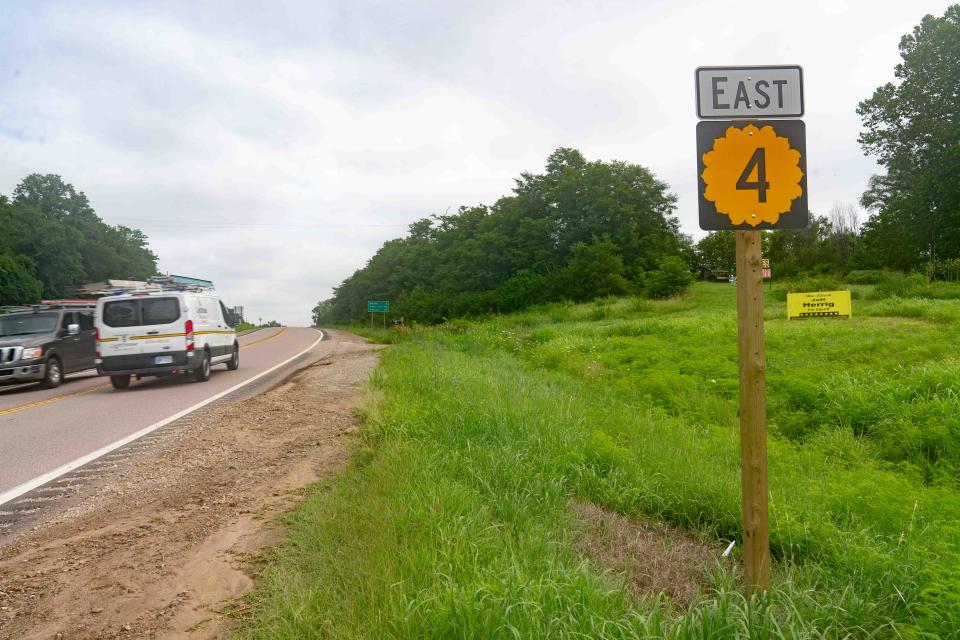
[0,329,325,507]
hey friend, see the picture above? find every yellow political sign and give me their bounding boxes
[787,291,852,319]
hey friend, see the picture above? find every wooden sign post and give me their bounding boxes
[695,65,809,593]
[735,231,771,591]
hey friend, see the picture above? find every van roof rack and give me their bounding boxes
[77,274,216,297]
[0,300,97,315]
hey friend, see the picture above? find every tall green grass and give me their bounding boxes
[239,283,960,638]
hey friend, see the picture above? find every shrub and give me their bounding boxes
[562,239,632,302]
[644,256,693,299]
[844,270,893,285]
[869,274,960,300]
[927,258,960,283]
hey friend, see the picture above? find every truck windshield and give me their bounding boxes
[0,313,58,337]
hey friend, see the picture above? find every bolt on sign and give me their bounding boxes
[787,291,852,319]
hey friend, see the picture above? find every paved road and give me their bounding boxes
[0,326,323,501]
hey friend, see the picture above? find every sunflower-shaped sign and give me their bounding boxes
[696,120,808,230]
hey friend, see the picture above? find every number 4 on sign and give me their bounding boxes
[737,148,769,203]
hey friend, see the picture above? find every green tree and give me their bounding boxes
[695,231,736,278]
[765,215,841,277]
[0,253,42,305]
[562,238,631,301]
[0,196,85,297]
[0,175,158,296]
[645,256,694,299]
[317,149,685,323]
[858,5,960,268]
[312,299,333,326]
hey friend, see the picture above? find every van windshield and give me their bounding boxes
[103,297,181,328]
[0,313,58,337]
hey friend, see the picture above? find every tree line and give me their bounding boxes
[315,5,960,325]
[314,148,693,325]
[0,174,158,305]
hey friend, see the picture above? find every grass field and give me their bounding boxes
[240,282,960,639]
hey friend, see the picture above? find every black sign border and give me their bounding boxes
[696,119,808,231]
[695,65,804,119]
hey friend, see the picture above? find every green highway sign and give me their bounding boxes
[367,300,389,313]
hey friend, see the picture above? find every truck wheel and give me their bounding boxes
[193,350,211,382]
[226,343,240,370]
[41,357,62,389]
[110,375,131,390]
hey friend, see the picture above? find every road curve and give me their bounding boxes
[0,326,323,503]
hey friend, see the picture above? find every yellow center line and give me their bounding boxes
[240,326,288,350]
[0,326,292,418]
[0,383,111,417]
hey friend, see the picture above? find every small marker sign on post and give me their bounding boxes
[695,64,808,594]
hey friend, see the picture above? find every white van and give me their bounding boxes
[95,290,239,389]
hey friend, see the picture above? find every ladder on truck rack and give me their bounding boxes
[78,274,216,297]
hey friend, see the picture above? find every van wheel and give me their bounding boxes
[226,343,240,370]
[41,357,62,389]
[193,350,211,382]
[110,375,131,390]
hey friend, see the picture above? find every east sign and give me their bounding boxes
[695,65,808,231]
[696,65,803,118]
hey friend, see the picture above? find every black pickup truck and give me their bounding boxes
[0,303,97,389]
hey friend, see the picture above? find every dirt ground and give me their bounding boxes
[572,500,730,608]
[0,330,382,640]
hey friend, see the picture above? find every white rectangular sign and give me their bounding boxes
[696,65,803,118]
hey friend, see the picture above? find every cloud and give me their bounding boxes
[0,0,949,323]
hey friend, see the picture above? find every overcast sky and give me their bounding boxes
[0,0,950,324]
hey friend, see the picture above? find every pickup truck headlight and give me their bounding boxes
[21,347,42,361]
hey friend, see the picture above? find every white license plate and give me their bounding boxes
[154,355,173,365]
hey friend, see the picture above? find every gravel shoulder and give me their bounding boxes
[0,329,382,640]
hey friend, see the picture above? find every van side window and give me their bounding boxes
[60,312,76,330]
[141,298,181,326]
[79,313,95,331]
[103,301,139,327]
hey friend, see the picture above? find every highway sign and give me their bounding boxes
[367,301,389,313]
[693,64,809,594]
[697,120,808,230]
[696,66,803,118]
[787,291,852,319]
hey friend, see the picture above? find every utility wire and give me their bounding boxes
[105,217,410,229]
